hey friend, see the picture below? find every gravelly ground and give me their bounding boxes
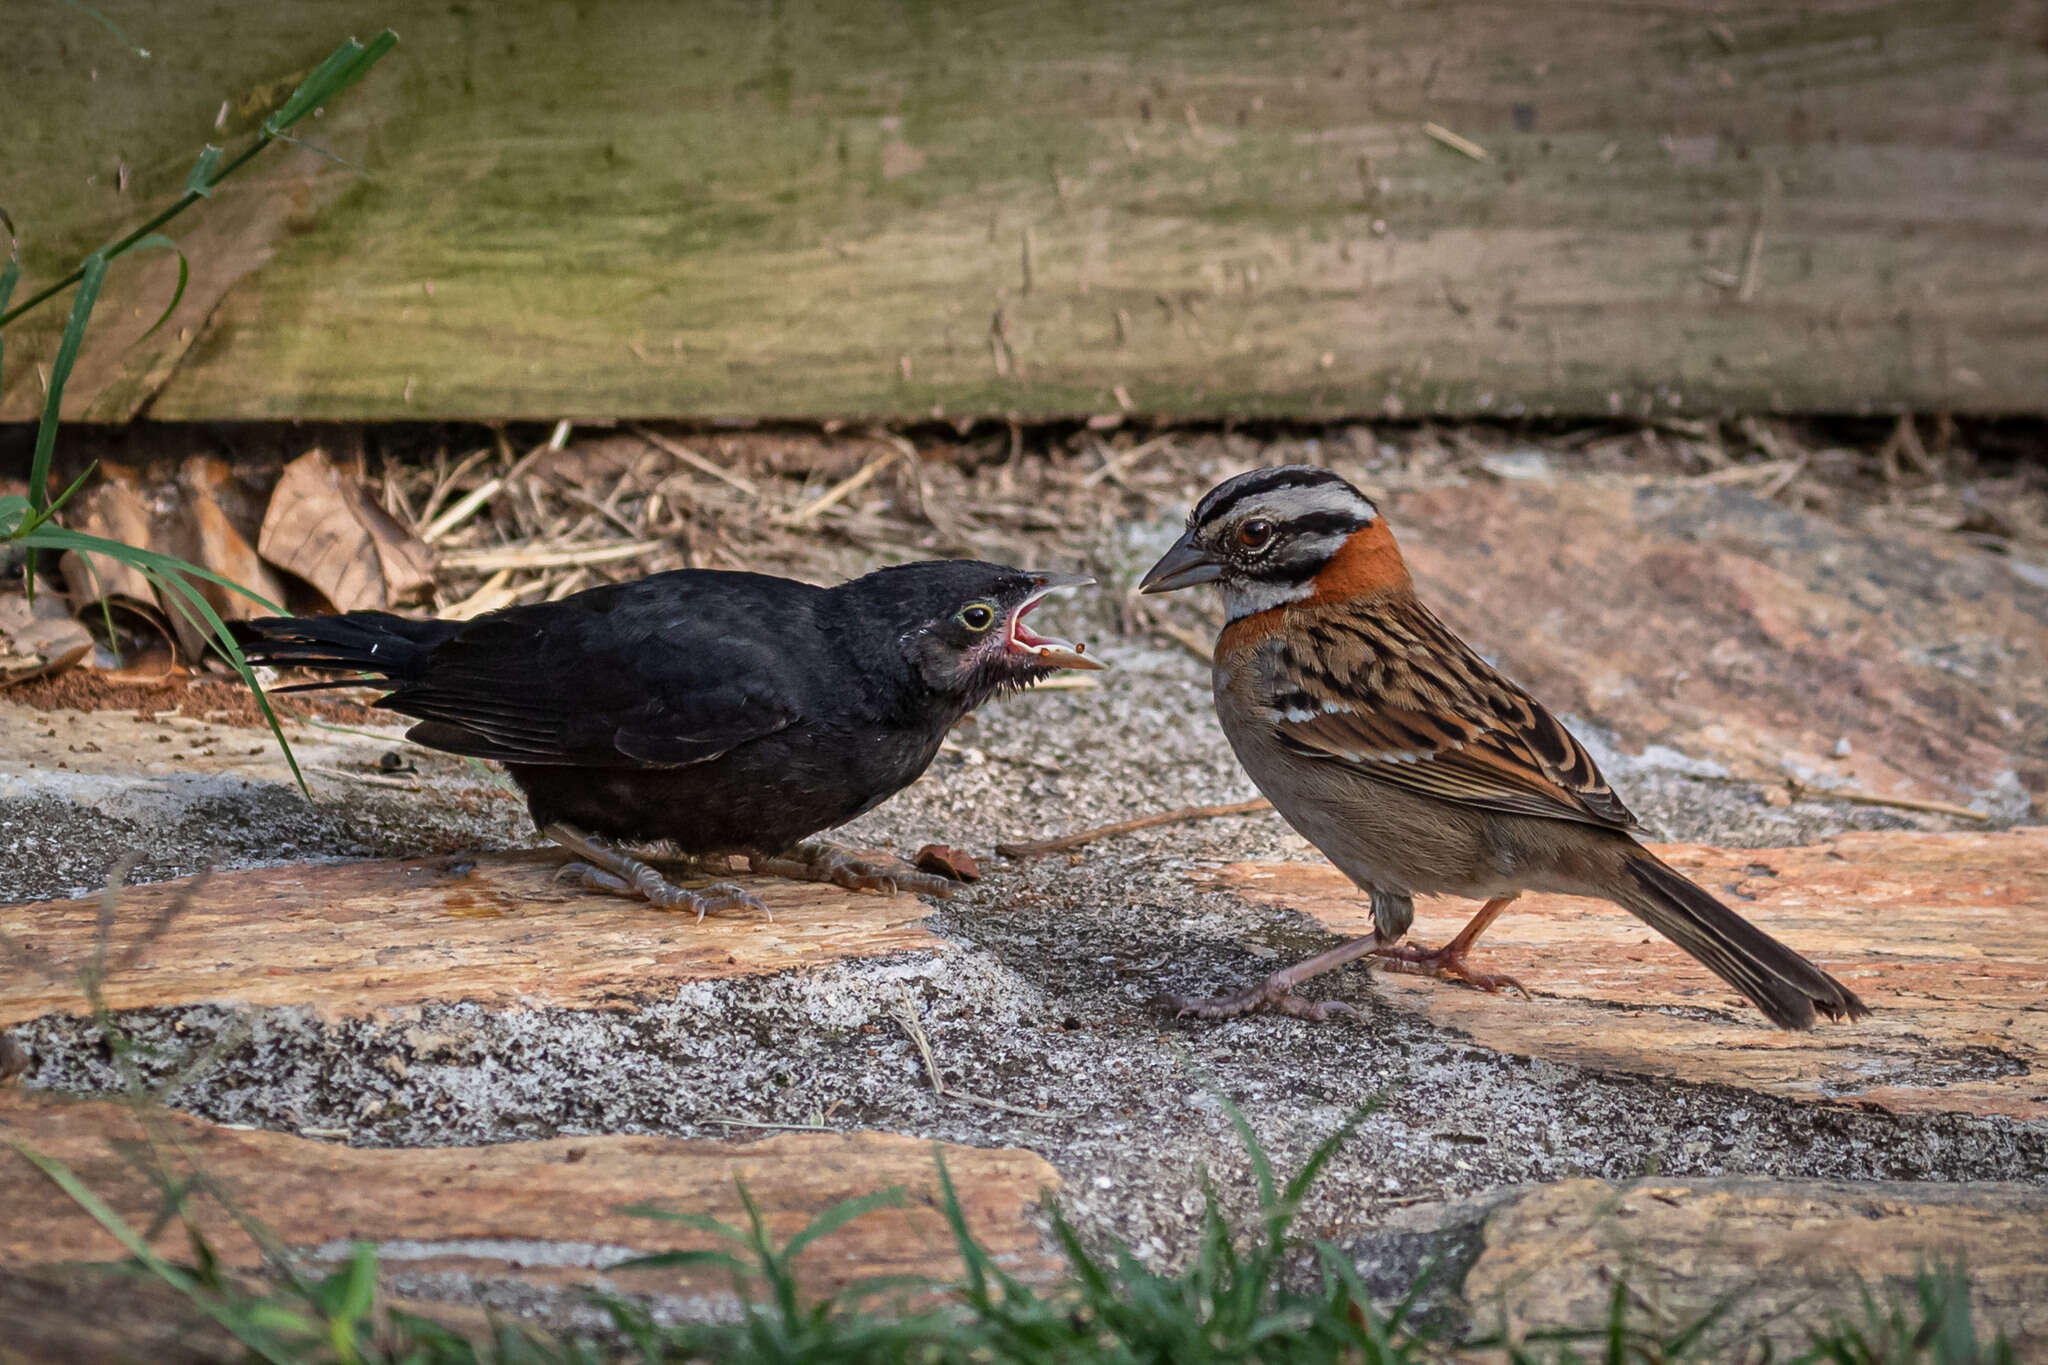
[10,645,2034,1290]
[4,447,2040,1326]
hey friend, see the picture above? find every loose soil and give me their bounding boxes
[5,667,384,727]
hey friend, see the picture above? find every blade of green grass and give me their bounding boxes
[21,524,286,612]
[57,0,152,58]
[1217,1093,1281,1218]
[779,1186,906,1264]
[144,565,308,796]
[608,1247,752,1276]
[264,31,400,136]
[51,528,125,668]
[186,145,224,197]
[317,1242,378,1365]
[619,1204,745,1242]
[128,234,191,340]
[0,236,18,388]
[1282,1096,1380,1213]
[35,460,101,525]
[27,254,105,503]
[933,1150,995,1304]
[21,252,108,602]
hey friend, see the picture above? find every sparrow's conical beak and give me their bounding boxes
[1139,533,1225,594]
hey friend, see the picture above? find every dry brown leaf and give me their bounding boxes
[913,844,981,882]
[259,449,436,611]
[170,456,289,638]
[57,466,156,616]
[57,459,286,660]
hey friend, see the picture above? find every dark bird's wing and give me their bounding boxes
[242,576,804,768]
[393,595,802,767]
[1268,597,1637,830]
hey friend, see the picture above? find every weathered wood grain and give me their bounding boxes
[1208,828,2048,1119]
[0,1090,1061,1309]
[2,1,2042,421]
[0,851,943,1025]
[1467,1177,2048,1356]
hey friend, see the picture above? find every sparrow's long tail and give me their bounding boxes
[230,612,459,691]
[1616,848,1867,1030]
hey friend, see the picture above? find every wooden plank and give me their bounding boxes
[1207,827,2048,1120]
[2,1,2043,421]
[0,851,942,1026]
[1468,1178,2048,1356]
[0,1090,1063,1309]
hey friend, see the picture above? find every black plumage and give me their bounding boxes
[233,560,1098,908]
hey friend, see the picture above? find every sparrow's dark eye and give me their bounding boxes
[959,603,997,631]
[1237,519,1275,551]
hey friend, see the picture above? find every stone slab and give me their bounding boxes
[1209,828,2048,1119]
[1389,479,2048,816]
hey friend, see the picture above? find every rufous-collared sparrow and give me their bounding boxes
[1141,465,1866,1029]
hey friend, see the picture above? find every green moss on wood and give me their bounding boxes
[2,0,2042,421]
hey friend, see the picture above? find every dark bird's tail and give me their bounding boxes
[231,612,459,691]
[1617,849,1867,1030]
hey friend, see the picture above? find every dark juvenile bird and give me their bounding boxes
[235,560,1101,915]
[1140,465,1867,1029]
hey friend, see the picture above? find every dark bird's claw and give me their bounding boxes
[681,881,772,922]
[556,861,771,921]
[546,822,773,921]
[750,843,956,899]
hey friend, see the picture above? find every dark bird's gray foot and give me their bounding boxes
[748,840,955,898]
[545,823,769,921]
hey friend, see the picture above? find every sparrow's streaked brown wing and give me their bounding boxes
[1263,596,1638,831]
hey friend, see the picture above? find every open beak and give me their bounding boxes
[1008,572,1107,670]
[1139,533,1225,594]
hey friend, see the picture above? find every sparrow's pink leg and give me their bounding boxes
[1373,894,1528,995]
[1161,932,1384,1022]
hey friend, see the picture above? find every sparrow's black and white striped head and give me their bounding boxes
[1140,467,1382,620]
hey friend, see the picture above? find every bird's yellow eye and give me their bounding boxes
[1238,518,1275,550]
[959,603,996,631]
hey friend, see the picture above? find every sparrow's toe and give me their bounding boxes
[1265,992,1361,1021]
[1375,942,1529,997]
